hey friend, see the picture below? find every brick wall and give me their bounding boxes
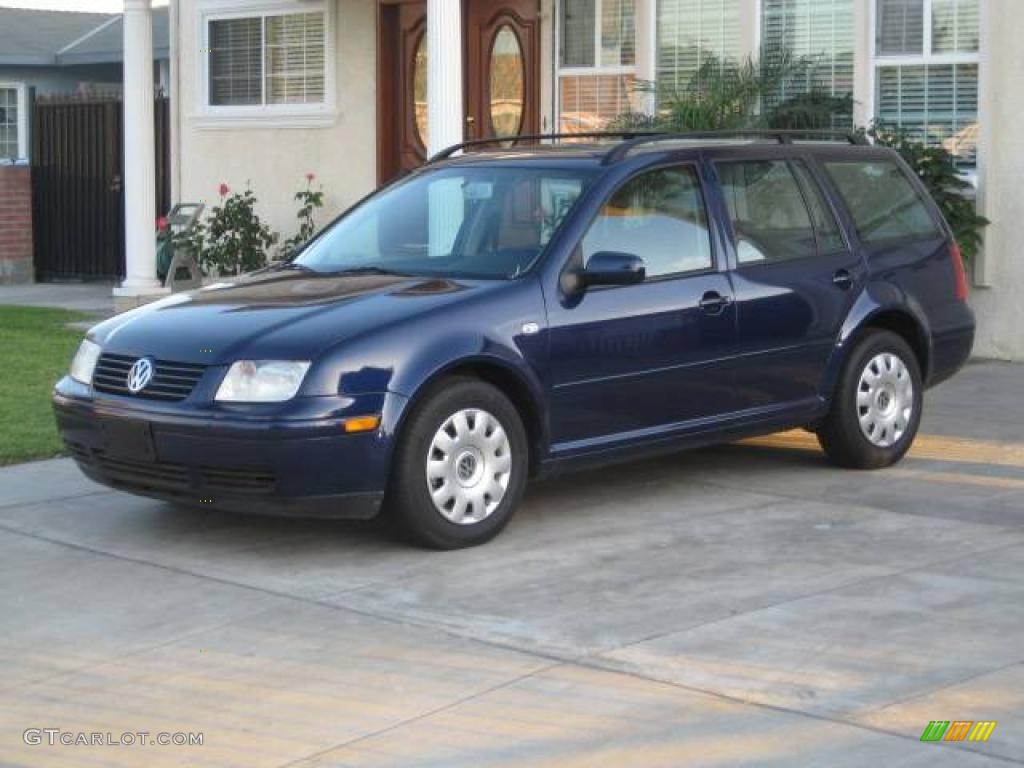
[0,165,34,284]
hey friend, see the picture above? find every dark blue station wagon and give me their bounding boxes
[54,132,975,548]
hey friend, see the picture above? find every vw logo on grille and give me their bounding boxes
[126,357,155,394]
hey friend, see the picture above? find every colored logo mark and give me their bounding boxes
[920,721,997,742]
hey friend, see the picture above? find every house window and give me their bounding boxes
[656,0,742,96]
[0,84,27,162]
[557,0,636,132]
[199,2,332,125]
[873,0,980,165]
[761,0,855,126]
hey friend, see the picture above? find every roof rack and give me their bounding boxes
[428,131,664,163]
[601,129,869,164]
[427,129,869,165]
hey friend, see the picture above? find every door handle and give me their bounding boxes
[832,269,854,290]
[699,291,733,315]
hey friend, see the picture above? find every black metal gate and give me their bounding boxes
[31,95,170,281]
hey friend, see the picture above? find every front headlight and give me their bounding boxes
[69,339,102,385]
[215,360,311,403]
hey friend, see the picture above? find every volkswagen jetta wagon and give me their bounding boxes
[54,132,975,548]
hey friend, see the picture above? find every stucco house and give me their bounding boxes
[111,0,1020,359]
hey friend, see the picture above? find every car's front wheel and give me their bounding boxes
[387,377,528,549]
[817,330,923,469]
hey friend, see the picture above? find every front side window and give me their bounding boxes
[208,10,326,108]
[825,160,940,243]
[297,167,595,279]
[716,160,817,265]
[558,0,636,132]
[581,167,713,278]
[873,0,979,166]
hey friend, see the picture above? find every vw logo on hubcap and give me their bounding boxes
[126,357,155,394]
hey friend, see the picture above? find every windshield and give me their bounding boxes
[296,166,596,279]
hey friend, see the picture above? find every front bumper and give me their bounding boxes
[53,381,407,519]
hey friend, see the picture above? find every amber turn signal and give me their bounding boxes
[342,415,382,433]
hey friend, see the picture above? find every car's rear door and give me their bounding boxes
[545,161,740,449]
[708,150,864,410]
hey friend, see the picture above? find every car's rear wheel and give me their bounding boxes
[387,377,528,549]
[817,330,923,469]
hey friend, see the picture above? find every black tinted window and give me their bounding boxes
[582,166,713,278]
[716,160,817,265]
[825,160,940,243]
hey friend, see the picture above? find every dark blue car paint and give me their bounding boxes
[53,142,975,517]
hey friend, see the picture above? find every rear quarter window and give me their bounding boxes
[824,160,941,243]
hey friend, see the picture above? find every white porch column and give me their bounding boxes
[115,0,164,302]
[634,0,657,115]
[426,0,464,157]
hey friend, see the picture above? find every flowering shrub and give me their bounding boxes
[281,173,326,259]
[188,184,278,276]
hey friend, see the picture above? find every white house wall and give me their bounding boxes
[175,0,378,245]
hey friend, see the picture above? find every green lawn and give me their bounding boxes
[0,306,92,466]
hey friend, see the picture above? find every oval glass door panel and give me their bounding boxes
[413,33,428,148]
[489,26,524,138]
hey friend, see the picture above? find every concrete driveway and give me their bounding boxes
[1,362,1021,767]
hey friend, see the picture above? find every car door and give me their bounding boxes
[710,154,864,410]
[545,162,740,449]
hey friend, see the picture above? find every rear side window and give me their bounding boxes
[824,161,940,243]
[582,166,713,278]
[715,160,817,265]
[792,162,846,254]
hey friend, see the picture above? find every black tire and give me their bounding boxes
[386,377,529,549]
[817,330,923,469]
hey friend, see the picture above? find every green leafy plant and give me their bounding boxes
[281,173,325,259]
[190,184,278,276]
[863,124,989,261]
[611,51,852,133]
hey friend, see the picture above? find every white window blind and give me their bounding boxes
[656,0,743,94]
[873,0,979,165]
[876,0,924,55]
[877,63,978,162]
[208,11,326,108]
[761,0,854,123]
[931,0,979,53]
[557,0,636,132]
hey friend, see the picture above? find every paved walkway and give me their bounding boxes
[0,362,1021,766]
[0,282,114,315]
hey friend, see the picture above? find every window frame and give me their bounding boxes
[555,0,637,133]
[0,82,28,163]
[193,0,336,129]
[712,156,849,271]
[566,161,720,289]
[869,0,980,170]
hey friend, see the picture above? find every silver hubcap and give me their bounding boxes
[426,408,512,525]
[857,352,914,448]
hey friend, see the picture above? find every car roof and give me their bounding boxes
[428,131,886,171]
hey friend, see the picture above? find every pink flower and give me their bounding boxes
[155,216,169,231]
[219,183,230,197]
[306,172,316,183]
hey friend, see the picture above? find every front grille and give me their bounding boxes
[93,353,206,402]
[68,443,276,496]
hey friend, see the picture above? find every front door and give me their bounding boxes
[546,164,740,450]
[464,0,541,144]
[377,0,541,184]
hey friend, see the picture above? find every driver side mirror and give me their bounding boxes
[581,251,646,287]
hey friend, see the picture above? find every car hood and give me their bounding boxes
[91,270,507,363]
